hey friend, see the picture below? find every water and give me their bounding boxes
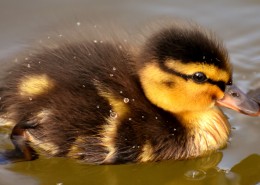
[0,0,260,184]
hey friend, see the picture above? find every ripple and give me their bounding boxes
[184,169,206,181]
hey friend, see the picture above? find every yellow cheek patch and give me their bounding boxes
[139,63,184,113]
[181,81,225,110]
[165,60,231,83]
[19,75,54,96]
[139,62,227,113]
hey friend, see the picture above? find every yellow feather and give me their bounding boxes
[19,75,54,97]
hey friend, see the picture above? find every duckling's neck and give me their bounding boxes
[177,107,231,157]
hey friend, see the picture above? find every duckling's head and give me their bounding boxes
[138,23,259,115]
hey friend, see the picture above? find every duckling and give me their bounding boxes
[0,21,259,164]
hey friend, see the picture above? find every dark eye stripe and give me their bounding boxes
[159,63,227,91]
[207,79,226,91]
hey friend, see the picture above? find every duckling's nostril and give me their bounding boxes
[230,92,240,98]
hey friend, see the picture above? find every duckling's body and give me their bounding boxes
[0,22,257,164]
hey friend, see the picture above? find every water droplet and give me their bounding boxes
[123,98,129,103]
[76,22,81,26]
[25,57,29,61]
[120,91,123,94]
[110,111,117,119]
[202,56,206,60]
[218,168,231,174]
[141,116,145,119]
[184,169,206,180]
[93,40,98,43]
[27,64,31,68]
[118,45,122,49]
[132,146,136,148]
[112,67,116,71]
[128,118,132,121]
[155,116,158,119]
[47,36,51,39]
[225,171,238,181]
[73,56,77,59]
[28,97,33,101]
[174,128,177,131]
[82,85,85,88]
[109,74,114,77]
[58,34,63,37]
[38,61,41,64]
[96,105,100,109]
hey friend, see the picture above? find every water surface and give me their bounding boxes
[0,0,259,184]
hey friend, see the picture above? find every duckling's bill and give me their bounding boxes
[216,85,260,116]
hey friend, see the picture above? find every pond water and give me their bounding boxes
[0,0,259,184]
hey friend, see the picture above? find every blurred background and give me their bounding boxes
[0,0,259,184]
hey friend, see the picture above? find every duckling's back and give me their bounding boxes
[0,39,185,164]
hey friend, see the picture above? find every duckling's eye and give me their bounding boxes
[192,72,207,83]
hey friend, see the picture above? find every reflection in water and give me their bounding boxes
[1,153,257,185]
[0,0,260,184]
[0,167,38,185]
[231,154,260,185]
[2,153,257,185]
[8,152,223,185]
